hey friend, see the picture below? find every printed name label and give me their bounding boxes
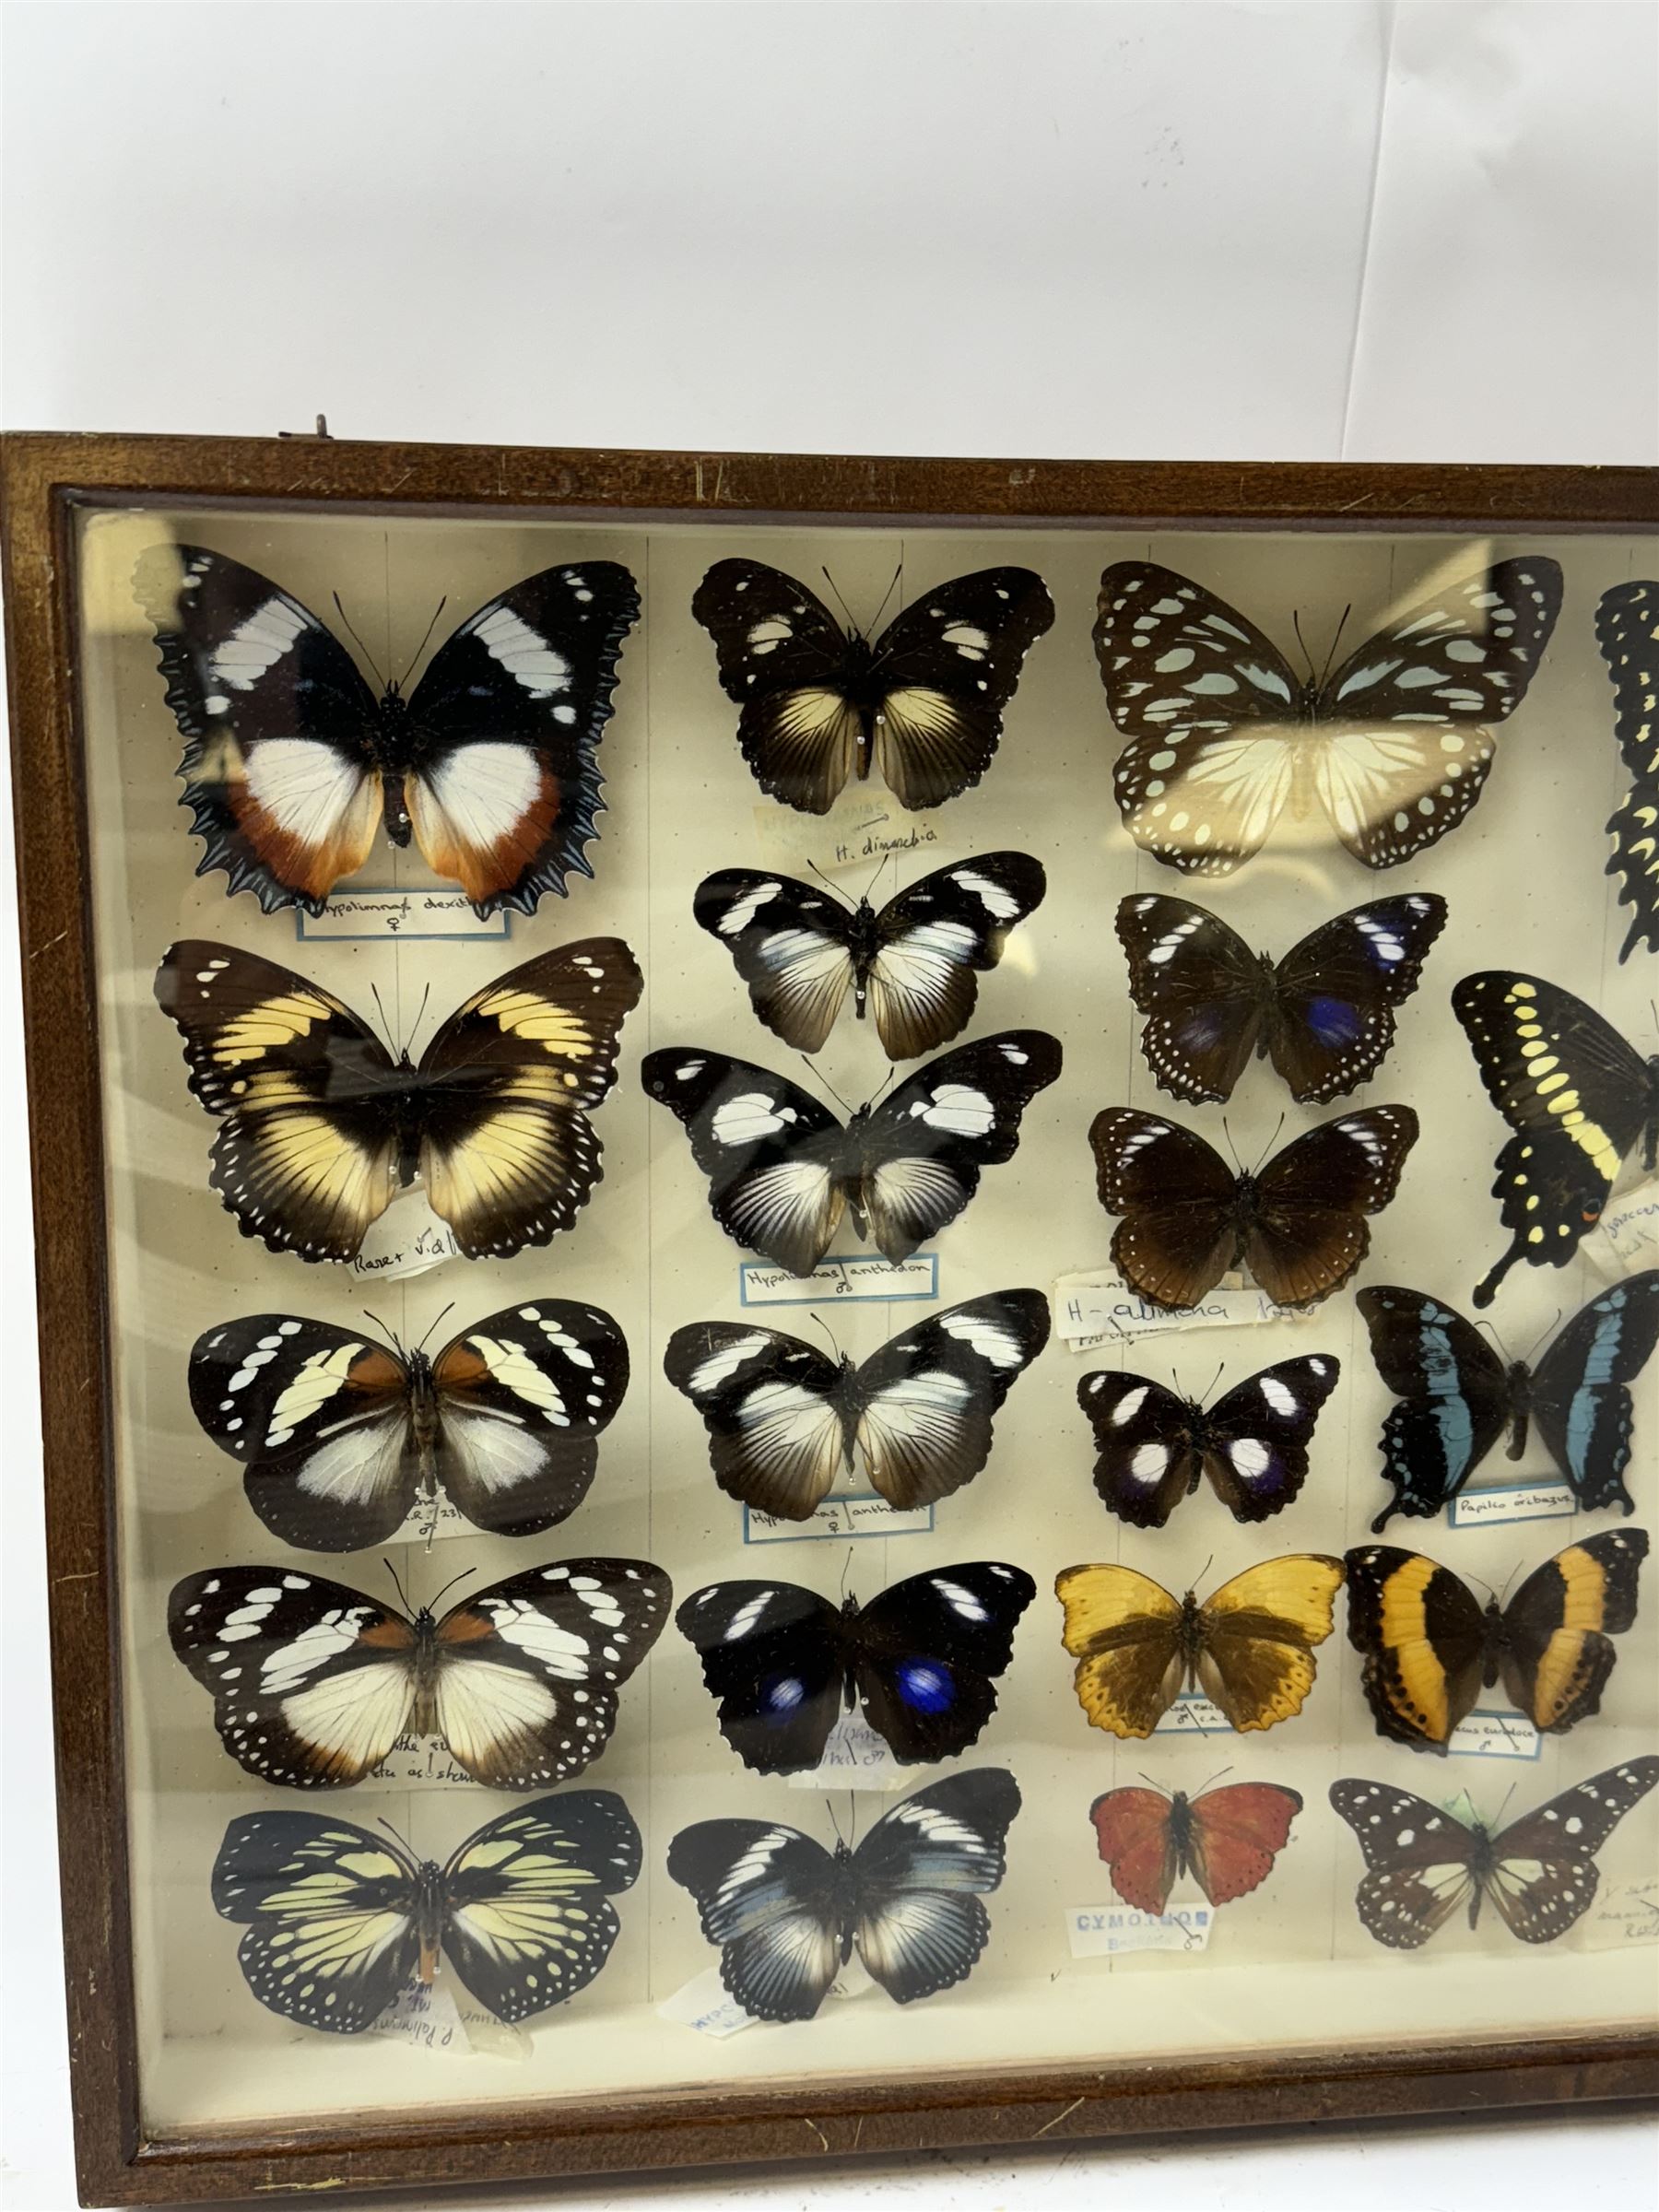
[740,1253,937,1306]
[299,888,510,941]
[350,1187,460,1284]
[788,1714,907,1792]
[1152,1693,1231,1736]
[1444,1709,1542,1760]
[744,1494,935,1545]
[1053,1270,1307,1349]
[1448,1480,1576,1528]
[1065,1903,1213,1958]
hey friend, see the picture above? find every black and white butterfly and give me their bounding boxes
[1358,1276,1659,1526]
[1595,580,1659,963]
[156,936,641,1262]
[1330,1759,1659,1948]
[664,1290,1050,1520]
[1078,1354,1342,1528]
[693,851,1046,1060]
[676,1563,1035,1771]
[691,559,1054,815]
[135,543,639,917]
[213,1790,641,2031]
[1452,971,1659,1306]
[189,1300,630,1551]
[642,1031,1061,1276]
[1093,558,1562,875]
[1116,891,1446,1104]
[667,1768,1021,2020]
[1088,1104,1418,1312]
[170,1557,669,1788]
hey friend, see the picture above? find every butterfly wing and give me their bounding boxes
[413,937,641,1258]
[1267,894,1448,1102]
[1088,1788,1181,1915]
[663,1321,848,1519]
[850,1289,1051,1509]
[1094,562,1300,876]
[1076,1371,1198,1529]
[156,941,400,1260]
[441,1791,641,2019]
[1596,582,1659,961]
[188,1313,418,1551]
[667,1818,843,2021]
[691,560,861,813]
[170,1566,418,1784]
[1310,559,1561,869]
[865,852,1048,1061]
[1195,1354,1343,1522]
[1498,1529,1650,1734]
[211,1809,420,2032]
[429,1299,629,1535]
[856,1032,1063,1265]
[400,560,638,913]
[1053,1562,1186,1738]
[849,1769,1021,2002]
[1482,1757,1659,1944]
[851,1562,1036,1762]
[1453,971,1652,1305]
[641,1047,847,1277]
[1194,1554,1346,1732]
[1527,1271,1659,1512]
[675,1581,848,1773]
[1328,1780,1477,1948]
[1183,1783,1303,1907]
[1244,1106,1418,1308]
[1113,894,1267,1104]
[866,570,1054,809]
[692,869,857,1053]
[432,1559,669,1789]
[134,544,384,917]
[1088,1109,1241,1311]
[1355,1287,1514,1528]
[1341,1545,1489,1751]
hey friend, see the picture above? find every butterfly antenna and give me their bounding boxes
[806,858,853,910]
[807,1310,843,1363]
[1196,1553,1214,1592]
[427,1563,477,1613]
[362,1306,401,1354]
[1520,1308,1563,1368]
[1200,1359,1225,1406]
[1220,1117,1244,1176]
[825,1796,847,1848]
[800,1055,856,1116]
[1252,1114,1287,1177]
[868,559,904,635]
[368,981,398,1059]
[377,1814,416,1859]
[820,567,861,638]
[332,593,388,689]
[1197,1763,1233,1798]
[1492,1779,1519,1831]
[1319,606,1352,690]
[383,1555,411,1614]
[1136,1771,1168,1795]
[414,1300,456,1357]
[860,849,893,905]
[839,1547,854,1601]
[1290,608,1317,687]
[404,982,433,1063]
[400,595,449,690]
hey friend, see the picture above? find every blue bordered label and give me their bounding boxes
[742,1492,935,1544]
[1444,1708,1542,1760]
[738,1253,938,1307]
[1447,1478,1576,1528]
[1151,1692,1231,1736]
[298,888,510,942]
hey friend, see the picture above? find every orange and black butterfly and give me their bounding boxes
[1089,1780,1302,1916]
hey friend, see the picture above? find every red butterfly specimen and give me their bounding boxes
[1088,1780,1302,1915]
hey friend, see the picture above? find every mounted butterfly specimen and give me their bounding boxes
[1077,1353,1341,1528]
[156,936,641,1262]
[190,1300,630,1549]
[1053,1554,1345,1738]
[693,851,1046,1060]
[1093,556,1562,875]
[1595,580,1659,963]
[213,1789,641,2032]
[1115,891,1446,1104]
[1330,1759,1659,1948]
[1358,1277,1659,1527]
[664,1290,1050,1521]
[676,1562,1035,1772]
[667,1768,1020,2022]
[1344,1531,1649,1753]
[135,543,639,916]
[643,1031,1061,1277]
[1088,1103,1418,1311]
[692,559,1053,815]
[170,1557,670,1788]
[1089,1780,1303,1917]
[1453,971,1659,1306]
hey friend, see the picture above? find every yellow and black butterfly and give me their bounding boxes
[1053,1555,1345,1738]
[1344,1532,1649,1752]
[155,936,641,1261]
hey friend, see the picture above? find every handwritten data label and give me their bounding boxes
[371,1975,528,2059]
[387,1489,469,1548]
[299,888,510,941]
[1591,1175,1659,1276]
[1152,1693,1231,1737]
[1576,1877,1659,1952]
[744,1493,934,1545]
[1448,1479,1576,1529]
[788,1714,907,1792]
[1053,1271,1305,1350]
[1065,1903,1213,1958]
[740,1253,937,1307]
[751,795,944,880]
[350,1186,460,1284]
[1445,1709,1542,1761]
[369,1732,476,1787]
[661,1956,875,2040]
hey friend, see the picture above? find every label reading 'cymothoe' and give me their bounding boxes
[787,1714,907,1792]
[1065,1903,1213,1958]
[1447,1479,1576,1529]
[1053,1271,1307,1350]
[350,1186,461,1285]
[739,1253,938,1307]
[1444,1708,1542,1760]
[299,888,510,941]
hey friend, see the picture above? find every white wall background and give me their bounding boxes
[1,3,1656,2208]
